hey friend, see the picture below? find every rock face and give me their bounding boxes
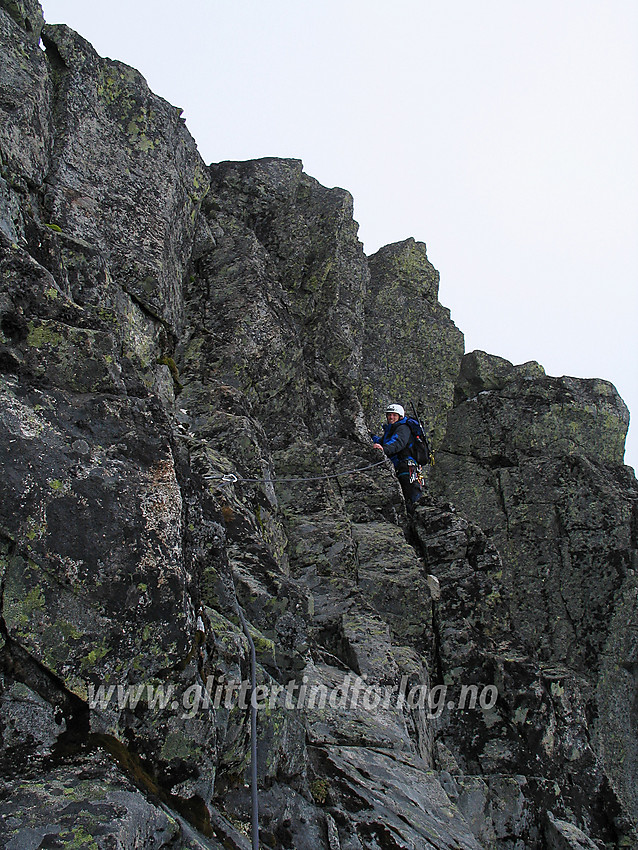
[361,238,464,445]
[1,3,637,849]
[433,350,634,670]
[431,350,638,844]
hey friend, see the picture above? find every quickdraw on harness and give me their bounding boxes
[408,460,426,490]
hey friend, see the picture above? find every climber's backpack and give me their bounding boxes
[405,417,432,467]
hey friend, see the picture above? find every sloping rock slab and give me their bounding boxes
[312,745,483,849]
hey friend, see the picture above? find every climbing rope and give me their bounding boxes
[234,600,259,850]
[203,458,387,486]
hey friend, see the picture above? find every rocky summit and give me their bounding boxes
[1,2,637,848]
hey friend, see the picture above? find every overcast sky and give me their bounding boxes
[44,1,638,470]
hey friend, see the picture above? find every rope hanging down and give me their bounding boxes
[203,458,387,486]
[234,600,259,850]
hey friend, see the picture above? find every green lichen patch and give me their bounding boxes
[24,319,124,394]
[80,640,111,672]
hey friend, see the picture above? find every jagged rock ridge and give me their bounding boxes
[1,2,637,848]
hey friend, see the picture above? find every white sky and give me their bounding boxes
[43,1,638,470]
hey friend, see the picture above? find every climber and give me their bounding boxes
[372,403,424,506]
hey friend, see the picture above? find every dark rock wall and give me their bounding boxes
[1,3,637,848]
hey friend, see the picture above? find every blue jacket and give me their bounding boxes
[373,418,416,468]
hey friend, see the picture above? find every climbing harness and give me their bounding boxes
[204,458,387,486]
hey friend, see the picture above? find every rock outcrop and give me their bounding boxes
[431,350,638,844]
[361,237,464,445]
[1,3,636,848]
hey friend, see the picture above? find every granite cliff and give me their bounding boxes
[1,2,637,848]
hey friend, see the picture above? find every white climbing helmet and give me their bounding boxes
[386,403,405,418]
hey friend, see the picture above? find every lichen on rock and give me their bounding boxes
[0,1,637,848]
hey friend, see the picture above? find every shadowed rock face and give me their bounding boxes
[1,3,637,848]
